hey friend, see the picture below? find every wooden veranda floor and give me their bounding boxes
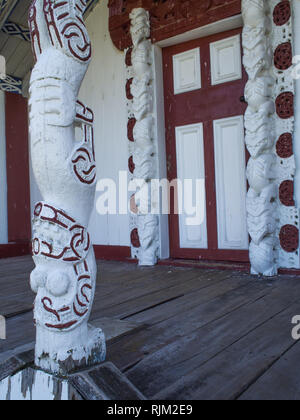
[1,256,300,400]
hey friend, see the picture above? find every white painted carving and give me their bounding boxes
[28,0,105,375]
[242,0,278,276]
[128,8,159,266]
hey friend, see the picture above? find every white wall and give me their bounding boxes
[80,0,129,246]
[29,0,130,247]
[0,91,8,244]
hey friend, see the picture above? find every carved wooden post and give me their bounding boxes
[28,0,105,375]
[127,8,159,266]
[242,0,278,276]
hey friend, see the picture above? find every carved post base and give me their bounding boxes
[35,324,106,376]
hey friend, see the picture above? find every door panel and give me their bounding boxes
[176,123,207,249]
[163,28,249,262]
[210,34,242,85]
[213,116,248,250]
[173,48,201,94]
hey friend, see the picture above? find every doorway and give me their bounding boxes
[163,28,249,262]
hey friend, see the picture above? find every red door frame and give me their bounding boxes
[163,28,249,263]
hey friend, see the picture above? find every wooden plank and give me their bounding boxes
[153,301,300,400]
[69,374,105,400]
[106,276,269,373]
[91,270,235,320]
[87,362,146,400]
[1,257,300,400]
[0,356,23,381]
[90,317,144,342]
[0,299,33,318]
[238,340,300,400]
[92,266,222,310]
[0,312,35,355]
[125,274,265,324]
[0,342,34,364]
[126,278,300,398]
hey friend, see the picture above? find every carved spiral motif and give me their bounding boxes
[71,145,97,185]
[131,228,141,248]
[273,1,291,26]
[279,224,299,253]
[279,180,295,207]
[276,92,294,119]
[276,133,293,158]
[274,42,292,70]
[61,20,91,63]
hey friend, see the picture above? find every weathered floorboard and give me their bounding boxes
[1,256,300,400]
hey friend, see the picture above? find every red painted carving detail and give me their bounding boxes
[273,1,291,26]
[279,180,295,207]
[109,0,241,50]
[43,0,63,49]
[276,92,294,119]
[76,100,94,124]
[125,47,133,66]
[43,260,92,330]
[276,133,293,158]
[131,228,141,248]
[33,202,90,262]
[43,0,91,62]
[34,202,43,217]
[29,0,92,63]
[28,0,42,61]
[274,42,292,70]
[81,284,92,303]
[72,101,96,185]
[128,155,135,174]
[42,297,61,321]
[127,117,136,142]
[126,78,134,100]
[279,224,299,253]
[45,321,78,330]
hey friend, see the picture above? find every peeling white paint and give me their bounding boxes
[0,369,69,401]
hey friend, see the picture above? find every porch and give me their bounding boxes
[1,256,300,400]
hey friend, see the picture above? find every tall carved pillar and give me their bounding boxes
[28,0,105,375]
[126,8,159,266]
[242,0,278,276]
[271,0,299,268]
